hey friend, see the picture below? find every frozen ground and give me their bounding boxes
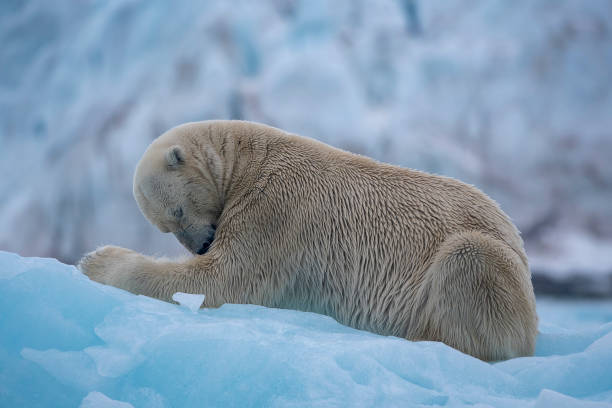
[1,252,612,407]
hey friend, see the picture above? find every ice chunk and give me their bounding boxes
[172,292,205,312]
[80,391,134,408]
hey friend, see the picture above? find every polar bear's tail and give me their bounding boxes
[414,231,538,361]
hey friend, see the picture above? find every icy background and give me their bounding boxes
[1,0,612,291]
[2,252,612,407]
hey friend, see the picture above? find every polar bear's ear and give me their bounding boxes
[165,145,185,168]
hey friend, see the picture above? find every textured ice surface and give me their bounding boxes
[1,251,612,408]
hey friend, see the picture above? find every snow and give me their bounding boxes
[1,0,612,281]
[1,251,612,407]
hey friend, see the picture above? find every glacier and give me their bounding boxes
[1,0,612,288]
[1,251,612,408]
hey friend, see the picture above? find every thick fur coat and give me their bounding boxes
[79,120,538,361]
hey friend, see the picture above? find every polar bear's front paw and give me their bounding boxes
[78,245,139,289]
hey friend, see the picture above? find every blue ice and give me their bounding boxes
[1,251,611,407]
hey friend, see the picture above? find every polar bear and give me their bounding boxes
[79,120,538,361]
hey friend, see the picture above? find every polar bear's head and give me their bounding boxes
[133,123,225,255]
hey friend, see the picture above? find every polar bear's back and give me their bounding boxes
[265,130,525,262]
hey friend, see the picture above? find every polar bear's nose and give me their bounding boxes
[196,227,216,255]
[197,240,212,255]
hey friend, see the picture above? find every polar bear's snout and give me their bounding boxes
[174,224,216,256]
[197,225,216,255]
[197,239,212,255]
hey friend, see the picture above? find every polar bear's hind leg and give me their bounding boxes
[417,231,538,361]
